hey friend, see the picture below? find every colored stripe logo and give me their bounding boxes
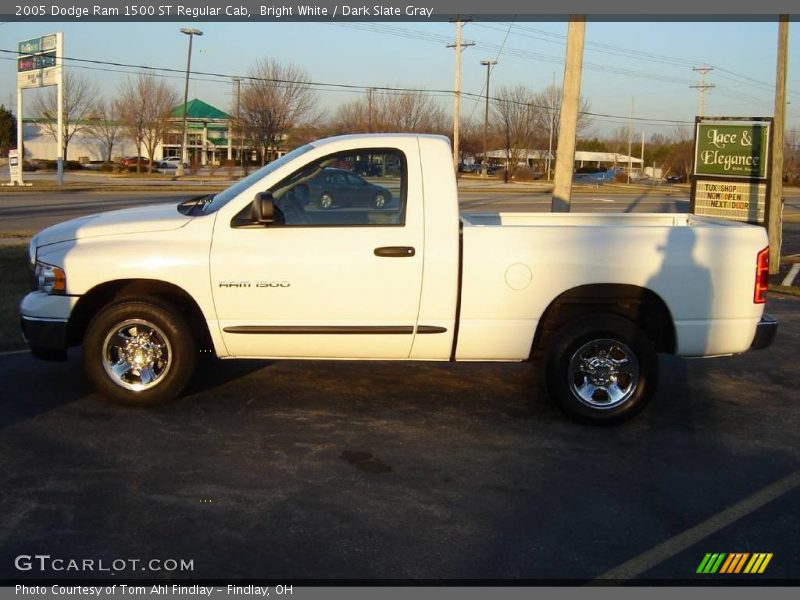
[697,553,773,574]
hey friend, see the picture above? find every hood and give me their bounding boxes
[33,203,194,248]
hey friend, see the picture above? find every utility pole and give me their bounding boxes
[641,130,645,177]
[448,18,474,170]
[627,97,633,183]
[690,66,715,117]
[551,15,586,212]
[768,15,789,274]
[480,59,497,177]
[546,71,555,180]
[232,77,243,174]
[366,87,375,132]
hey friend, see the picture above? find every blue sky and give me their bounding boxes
[1,20,797,138]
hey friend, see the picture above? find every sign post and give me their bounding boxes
[3,149,28,187]
[15,32,64,186]
[690,117,772,226]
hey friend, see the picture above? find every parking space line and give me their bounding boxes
[780,263,800,287]
[0,349,28,357]
[593,469,800,582]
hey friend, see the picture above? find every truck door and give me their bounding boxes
[210,145,426,359]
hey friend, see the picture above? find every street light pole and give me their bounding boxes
[177,27,202,177]
[480,59,497,178]
[233,76,243,174]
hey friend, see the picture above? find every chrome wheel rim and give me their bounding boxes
[102,319,172,392]
[374,194,386,208]
[568,338,639,409]
[320,193,333,208]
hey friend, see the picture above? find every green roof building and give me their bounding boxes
[164,98,240,166]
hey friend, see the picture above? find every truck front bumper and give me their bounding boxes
[749,314,778,351]
[19,292,77,361]
[21,316,68,361]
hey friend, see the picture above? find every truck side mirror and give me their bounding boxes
[251,192,276,225]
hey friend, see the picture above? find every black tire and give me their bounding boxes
[318,192,334,209]
[544,313,658,424]
[83,300,196,407]
[373,192,387,209]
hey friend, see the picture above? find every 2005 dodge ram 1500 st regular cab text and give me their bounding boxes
[21,134,778,423]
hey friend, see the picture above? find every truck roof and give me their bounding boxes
[310,133,452,149]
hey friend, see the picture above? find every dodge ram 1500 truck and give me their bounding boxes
[20,134,778,422]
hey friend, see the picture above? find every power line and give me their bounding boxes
[341,21,799,106]
[0,47,697,126]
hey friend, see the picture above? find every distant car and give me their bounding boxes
[461,163,498,175]
[120,156,151,168]
[298,168,393,209]
[353,161,382,177]
[158,157,188,169]
[666,174,687,183]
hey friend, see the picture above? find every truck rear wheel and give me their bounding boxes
[544,314,658,424]
[83,301,196,406]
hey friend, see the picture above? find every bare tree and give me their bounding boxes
[117,73,179,173]
[531,84,592,155]
[330,89,447,135]
[457,116,483,163]
[785,129,800,185]
[492,85,540,179]
[606,126,633,156]
[381,91,448,133]
[241,59,317,165]
[662,126,695,178]
[32,72,97,160]
[85,98,123,163]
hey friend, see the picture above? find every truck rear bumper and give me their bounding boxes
[21,316,68,361]
[750,314,778,351]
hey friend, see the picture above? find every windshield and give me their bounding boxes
[200,144,314,214]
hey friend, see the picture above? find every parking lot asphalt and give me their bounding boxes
[0,295,798,583]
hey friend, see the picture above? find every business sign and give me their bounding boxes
[17,33,61,89]
[694,122,769,179]
[691,117,772,226]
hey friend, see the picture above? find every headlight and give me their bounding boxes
[34,262,67,294]
[28,237,37,269]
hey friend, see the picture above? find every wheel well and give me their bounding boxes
[66,279,214,352]
[531,284,676,357]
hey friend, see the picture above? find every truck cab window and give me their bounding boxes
[269,149,406,226]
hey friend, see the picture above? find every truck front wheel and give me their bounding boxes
[544,314,658,424]
[83,301,196,406]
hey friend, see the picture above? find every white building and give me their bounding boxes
[20,98,241,165]
[486,148,643,172]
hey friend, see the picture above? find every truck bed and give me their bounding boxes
[454,211,767,361]
[459,212,755,228]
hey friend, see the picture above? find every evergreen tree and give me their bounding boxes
[0,104,16,157]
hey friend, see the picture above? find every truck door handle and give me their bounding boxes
[374,246,416,257]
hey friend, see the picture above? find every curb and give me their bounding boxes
[768,285,800,298]
[0,185,228,194]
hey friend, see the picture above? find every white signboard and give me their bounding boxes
[693,179,767,224]
[17,33,61,90]
[8,149,22,185]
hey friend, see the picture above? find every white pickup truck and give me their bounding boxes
[21,134,777,422]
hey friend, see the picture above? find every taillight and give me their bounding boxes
[754,246,769,304]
